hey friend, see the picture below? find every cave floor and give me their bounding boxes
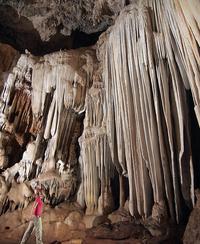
[0,203,184,244]
[0,239,142,244]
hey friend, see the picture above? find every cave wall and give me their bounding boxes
[0,47,98,212]
[0,43,19,92]
[0,0,199,232]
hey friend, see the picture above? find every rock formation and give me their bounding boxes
[0,0,126,54]
[183,190,200,244]
[0,43,19,92]
[0,0,199,243]
[78,69,115,215]
[0,47,97,212]
[101,0,199,223]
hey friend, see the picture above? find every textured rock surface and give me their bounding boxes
[0,203,181,244]
[0,202,86,243]
[0,0,199,243]
[0,0,126,54]
[0,46,97,214]
[0,43,19,92]
[101,0,199,223]
[183,190,200,244]
[108,208,133,224]
[0,0,120,38]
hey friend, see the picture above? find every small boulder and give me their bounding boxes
[64,211,83,229]
[183,189,200,244]
[108,208,133,224]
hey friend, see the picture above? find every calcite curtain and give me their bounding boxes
[0,48,97,212]
[0,0,199,225]
[102,0,199,222]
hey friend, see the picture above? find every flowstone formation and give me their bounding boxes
[78,70,115,216]
[0,47,97,213]
[100,0,200,224]
[0,0,199,243]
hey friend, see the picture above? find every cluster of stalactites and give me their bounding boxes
[102,0,199,222]
[78,73,115,215]
[0,54,31,132]
[0,47,96,213]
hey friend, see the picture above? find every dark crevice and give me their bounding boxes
[187,90,200,189]
[72,29,103,49]
[125,0,130,5]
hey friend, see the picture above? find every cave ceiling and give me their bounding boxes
[0,0,126,55]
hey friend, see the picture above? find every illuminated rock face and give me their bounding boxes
[78,70,115,215]
[101,0,199,223]
[0,1,199,235]
[0,43,19,93]
[0,47,97,212]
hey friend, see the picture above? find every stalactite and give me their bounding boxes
[0,47,96,213]
[0,0,198,226]
[78,72,115,215]
[101,0,199,222]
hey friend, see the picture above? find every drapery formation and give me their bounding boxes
[102,0,200,222]
[0,0,199,225]
[78,72,115,215]
[0,48,96,211]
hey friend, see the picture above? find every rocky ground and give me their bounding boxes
[0,202,186,244]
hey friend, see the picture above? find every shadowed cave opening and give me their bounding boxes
[72,30,103,49]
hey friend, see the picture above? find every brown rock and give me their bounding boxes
[62,240,83,244]
[64,211,83,230]
[183,190,200,244]
[0,43,19,92]
[0,202,86,243]
[83,215,98,229]
[0,209,22,233]
[86,221,152,241]
[108,208,133,224]
[83,215,110,229]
